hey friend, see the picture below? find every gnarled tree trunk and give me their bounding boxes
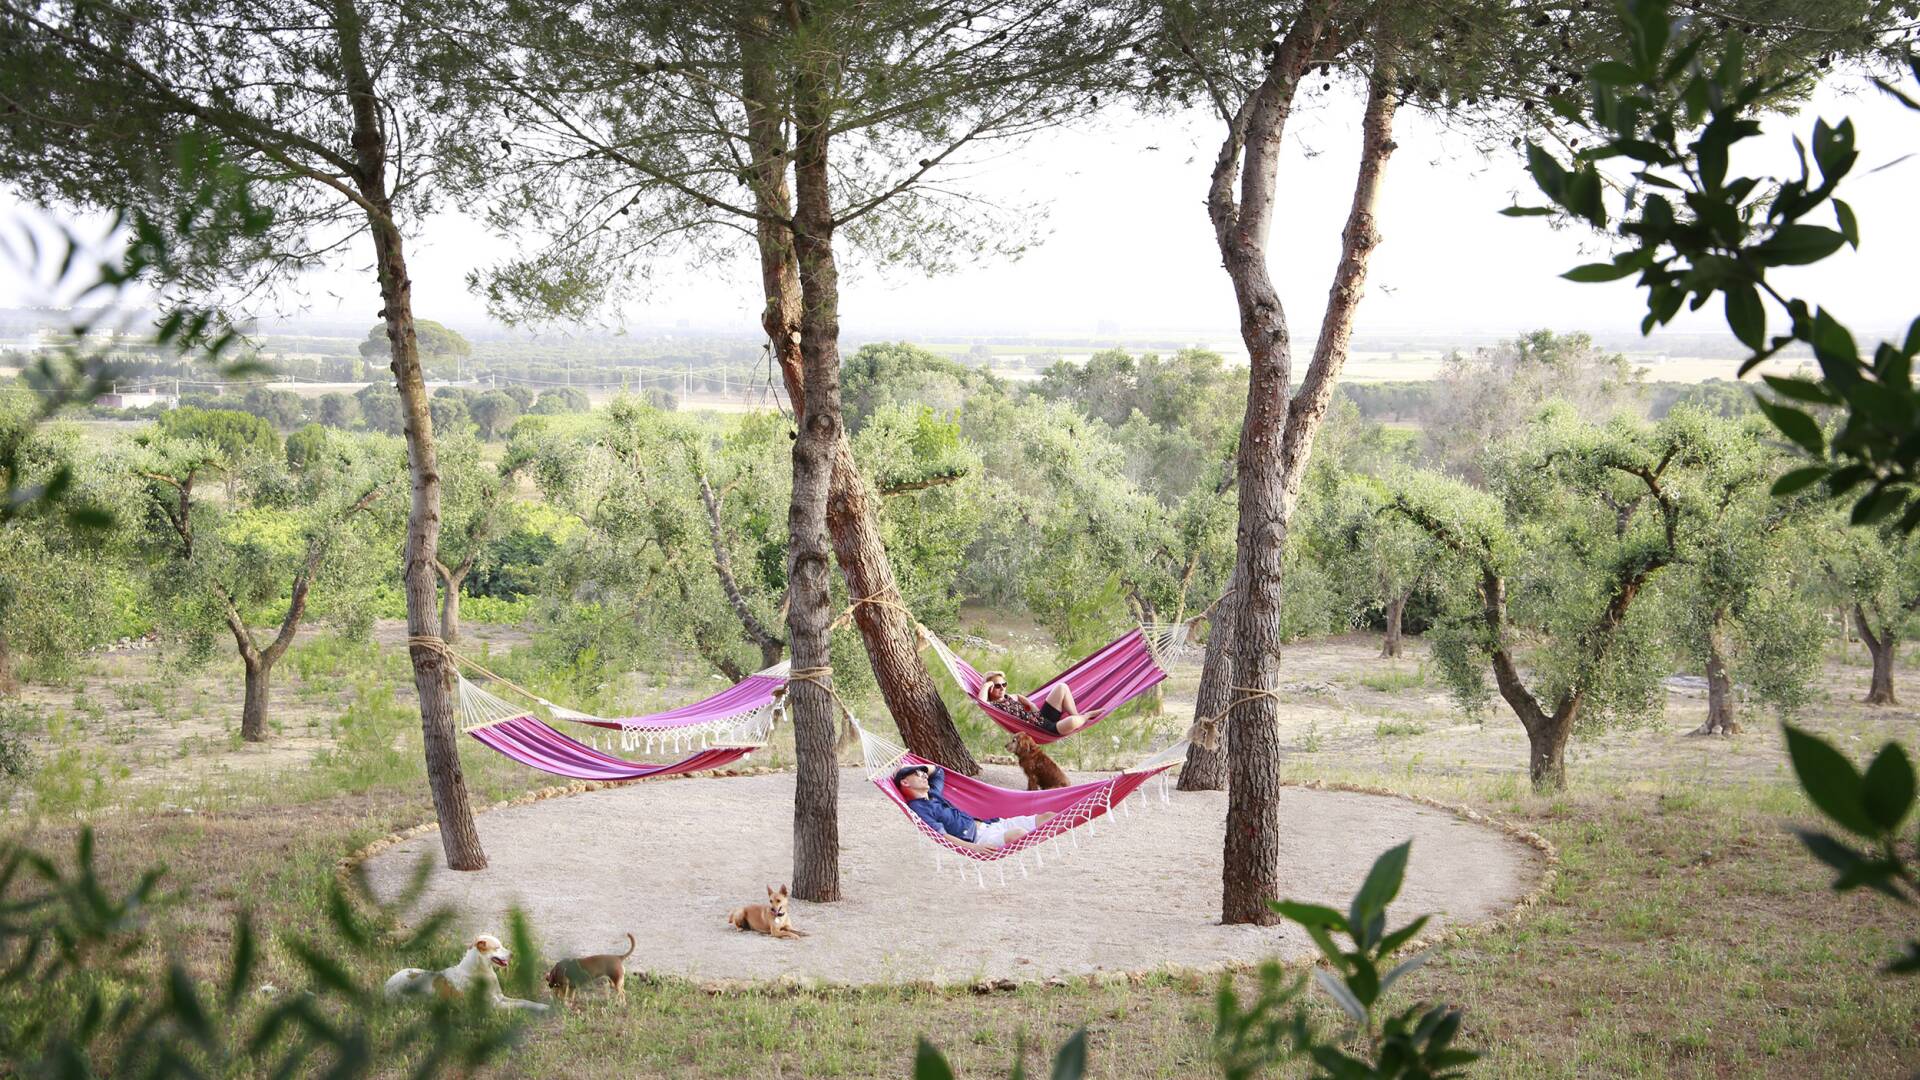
[1381,591,1407,658]
[698,472,785,668]
[433,556,474,643]
[339,0,484,871]
[240,656,272,743]
[1857,606,1899,706]
[1690,613,1741,736]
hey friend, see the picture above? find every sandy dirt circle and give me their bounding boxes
[362,765,1542,988]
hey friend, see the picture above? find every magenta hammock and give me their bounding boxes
[543,662,787,735]
[469,715,757,782]
[920,627,1169,744]
[873,752,1176,864]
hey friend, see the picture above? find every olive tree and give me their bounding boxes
[1393,406,1756,790]
[131,427,395,742]
[1820,522,1920,706]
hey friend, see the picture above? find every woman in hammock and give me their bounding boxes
[978,671,1087,735]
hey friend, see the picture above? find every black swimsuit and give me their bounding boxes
[992,691,1061,735]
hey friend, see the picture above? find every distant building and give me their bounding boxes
[98,390,178,410]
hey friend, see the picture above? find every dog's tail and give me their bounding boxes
[619,932,636,958]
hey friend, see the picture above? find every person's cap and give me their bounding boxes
[893,764,929,784]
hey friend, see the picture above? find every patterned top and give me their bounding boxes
[983,687,1040,724]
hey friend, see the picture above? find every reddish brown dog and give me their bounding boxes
[729,884,808,940]
[1008,733,1070,790]
[544,933,636,999]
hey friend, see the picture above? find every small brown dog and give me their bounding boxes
[1008,733,1070,790]
[543,933,636,999]
[728,884,808,940]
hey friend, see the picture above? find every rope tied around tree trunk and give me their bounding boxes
[827,589,916,632]
[1186,713,1225,752]
[407,634,551,710]
[1228,684,1286,714]
[785,664,854,721]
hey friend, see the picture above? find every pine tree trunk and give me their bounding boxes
[1690,615,1741,736]
[339,1,485,871]
[1381,592,1407,658]
[1857,606,1899,705]
[826,447,977,771]
[785,51,843,903]
[1180,575,1235,792]
[738,22,975,775]
[1214,33,1398,925]
[240,657,271,743]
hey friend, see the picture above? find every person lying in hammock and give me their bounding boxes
[977,672,1088,736]
[894,764,1056,850]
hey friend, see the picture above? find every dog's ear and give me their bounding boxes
[474,937,490,950]
[777,883,790,899]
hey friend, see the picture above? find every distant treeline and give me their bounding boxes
[1339,377,1755,426]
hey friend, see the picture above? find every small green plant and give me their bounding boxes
[1783,724,1920,972]
[0,828,528,1076]
[1374,720,1426,740]
[916,844,1473,1079]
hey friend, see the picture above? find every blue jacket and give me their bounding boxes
[905,767,980,843]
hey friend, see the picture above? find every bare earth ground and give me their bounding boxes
[361,767,1538,987]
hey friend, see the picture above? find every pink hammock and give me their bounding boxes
[469,715,758,782]
[872,752,1176,864]
[543,663,787,735]
[921,627,1169,744]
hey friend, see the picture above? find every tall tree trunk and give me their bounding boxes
[1214,32,1398,924]
[737,21,976,775]
[1857,606,1899,705]
[1380,591,1407,658]
[784,45,842,903]
[0,632,14,695]
[339,0,484,870]
[240,656,271,743]
[1690,612,1741,736]
[1181,574,1236,792]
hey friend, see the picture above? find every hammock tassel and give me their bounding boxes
[997,864,1006,887]
[975,865,985,889]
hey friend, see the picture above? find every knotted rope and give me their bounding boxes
[407,634,552,707]
[828,589,917,631]
[1182,684,1285,752]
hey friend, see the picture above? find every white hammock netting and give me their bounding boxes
[1140,622,1205,664]
[455,673,778,755]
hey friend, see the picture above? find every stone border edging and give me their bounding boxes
[338,771,1559,998]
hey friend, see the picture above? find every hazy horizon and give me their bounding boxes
[3,73,1915,350]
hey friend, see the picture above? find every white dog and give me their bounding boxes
[384,934,550,1013]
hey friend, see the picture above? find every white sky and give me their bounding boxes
[3,72,1915,346]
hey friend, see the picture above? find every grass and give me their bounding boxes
[6,627,1920,1077]
[1353,662,1427,693]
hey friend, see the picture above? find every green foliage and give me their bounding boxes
[854,404,986,629]
[0,134,271,532]
[0,702,35,782]
[842,341,999,432]
[1784,726,1920,972]
[470,390,522,441]
[1423,331,1643,481]
[155,407,281,468]
[1514,0,1920,525]
[0,828,525,1077]
[360,319,473,372]
[531,386,590,415]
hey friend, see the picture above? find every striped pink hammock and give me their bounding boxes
[469,715,758,782]
[536,662,787,742]
[864,722,1175,857]
[919,626,1169,744]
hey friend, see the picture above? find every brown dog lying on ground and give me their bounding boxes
[1008,733,1070,790]
[728,884,808,940]
[543,933,636,999]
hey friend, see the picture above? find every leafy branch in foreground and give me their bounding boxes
[915,843,1473,1079]
[0,827,528,1077]
[1,133,271,530]
[1783,725,1920,973]
[1508,0,1920,527]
